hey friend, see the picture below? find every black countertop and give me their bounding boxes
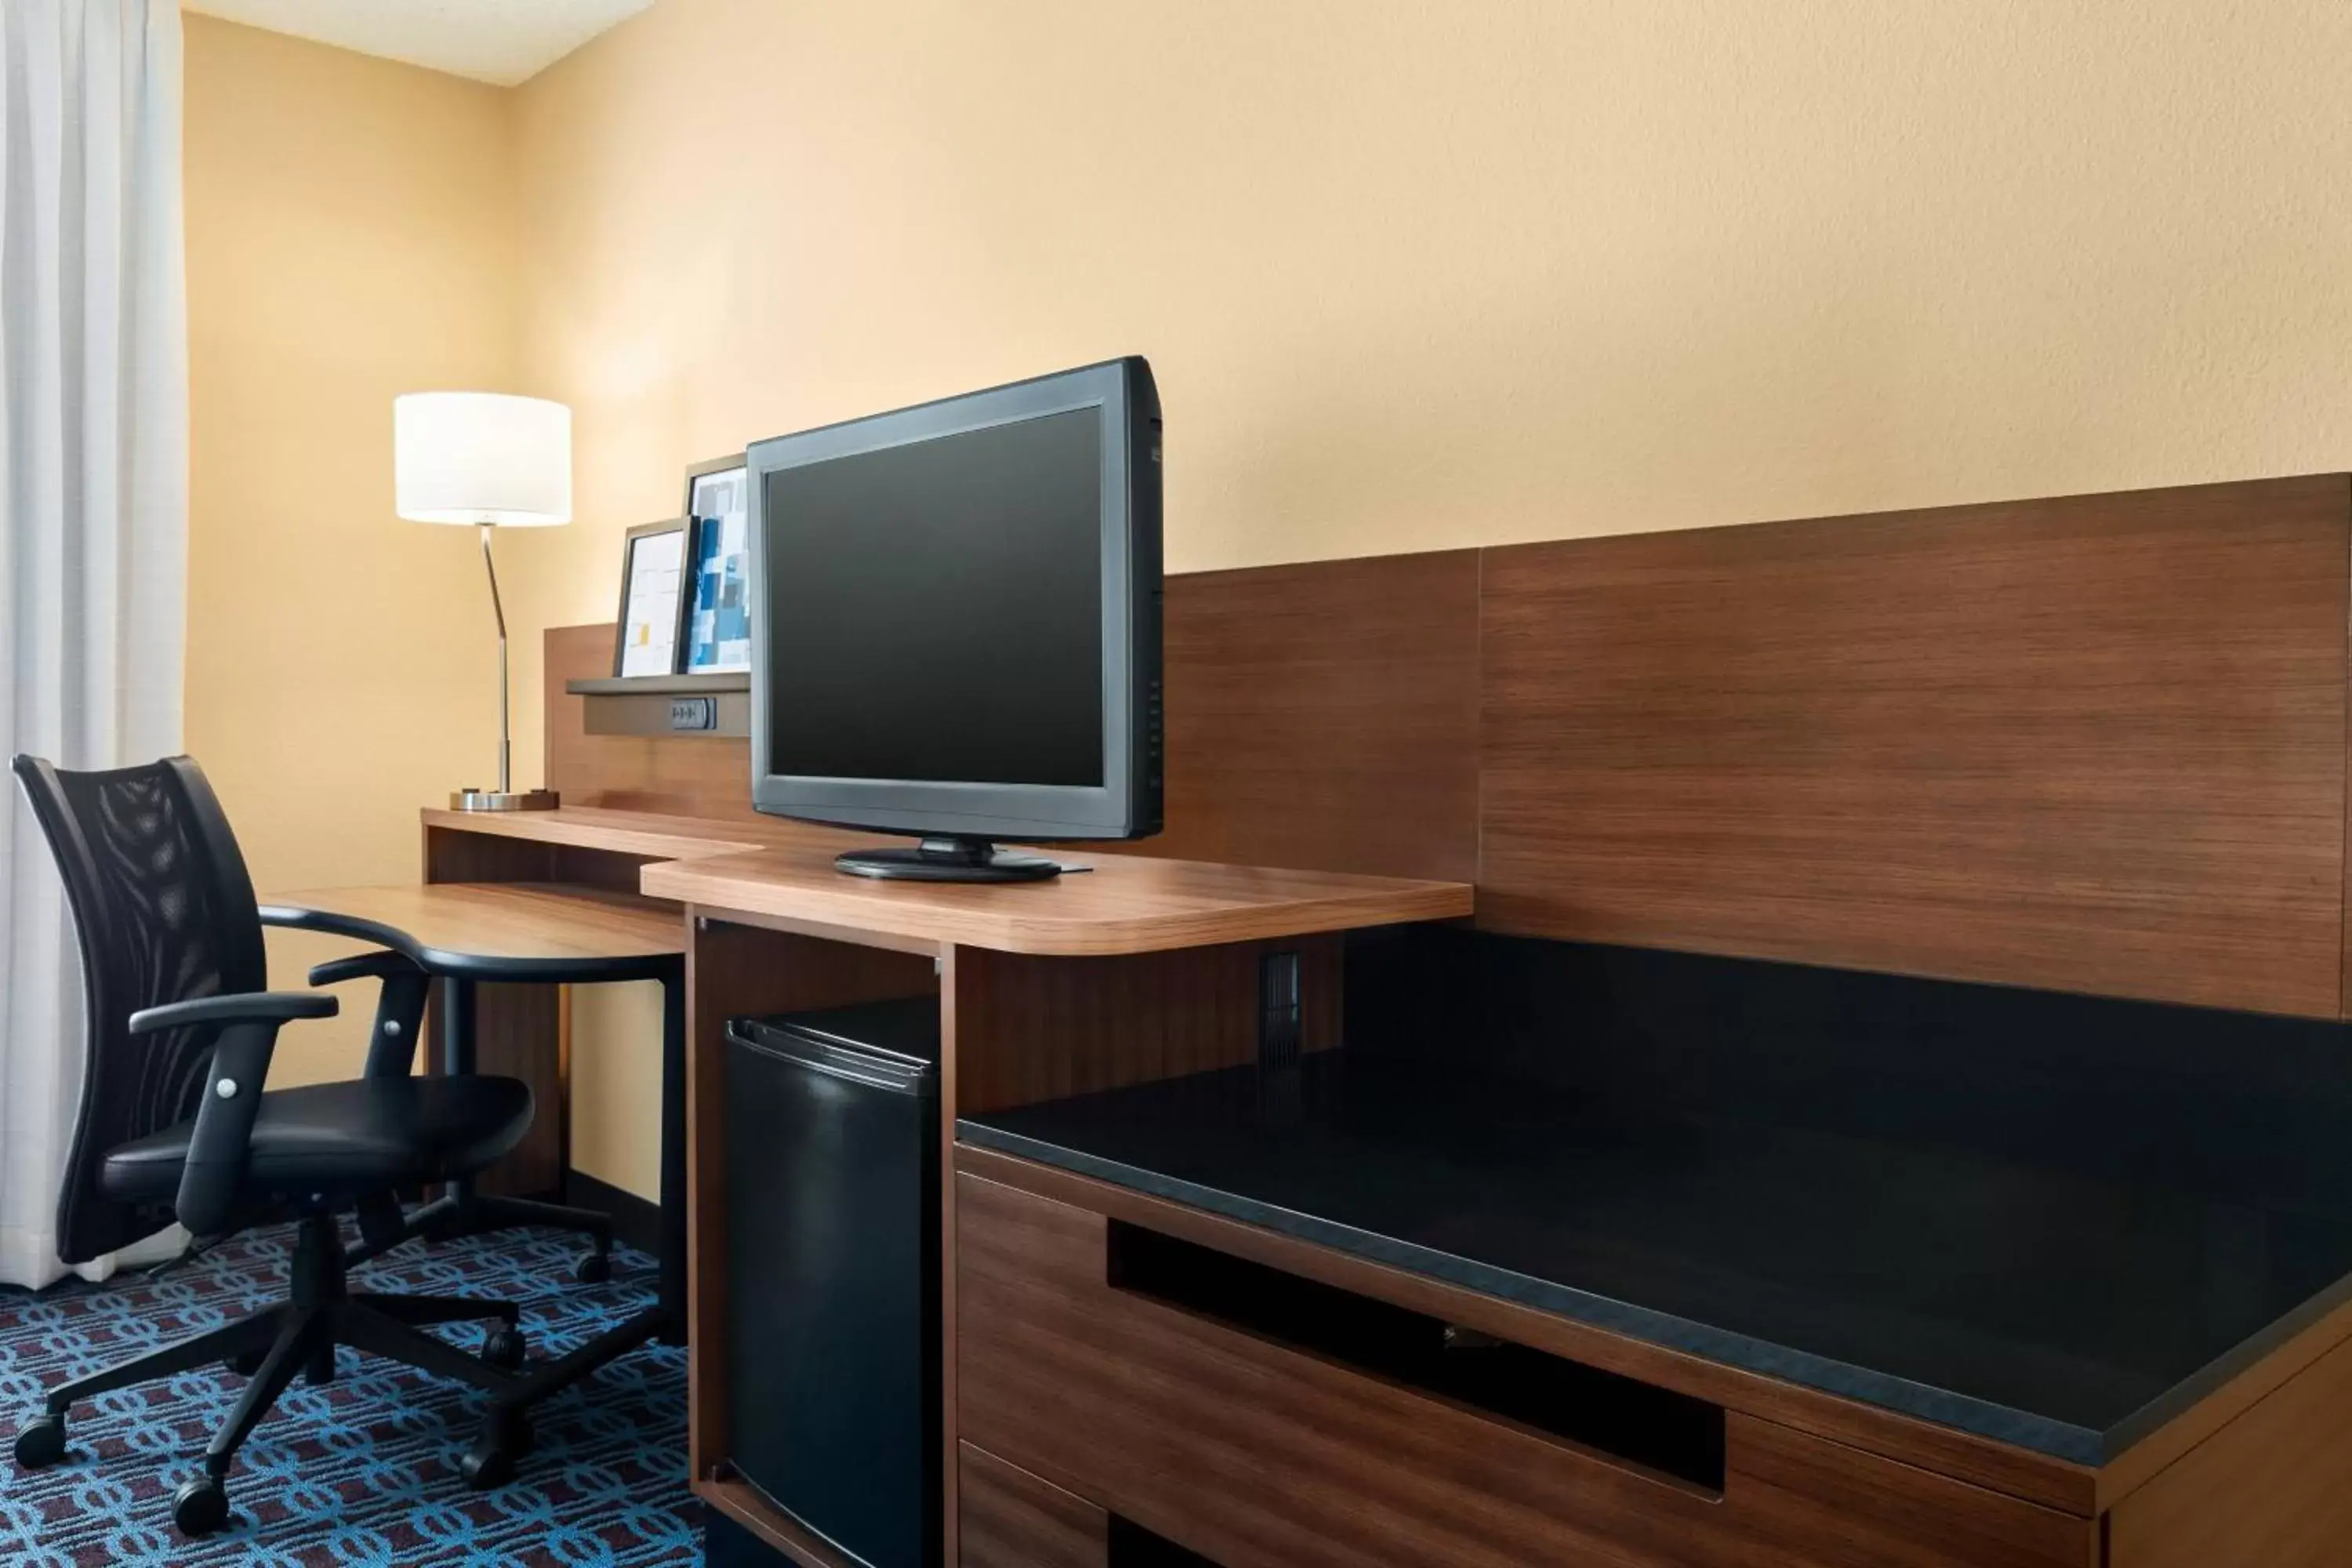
[958,1051,2352,1464]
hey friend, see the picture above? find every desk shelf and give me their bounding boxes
[419,804,844,865]
[563,671,750,738]
[564,673,750,696]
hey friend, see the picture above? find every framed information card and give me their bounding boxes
[613,518,693,677]
[684,456,751,673]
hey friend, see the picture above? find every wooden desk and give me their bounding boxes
[263,882,684,976]
[263,877,692,1483]
[403,797,1475,1566]
[636,836,1473,1566]
[413,783,2352,1568]
[262,877,688,1241]
[400,747,2352,1568]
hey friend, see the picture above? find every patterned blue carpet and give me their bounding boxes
[0,1221,699,1566]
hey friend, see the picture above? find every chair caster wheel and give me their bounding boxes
[223,1349,266,1377]
[172,1475,230,1537]
[13,1414,65,1468]
[459,1412,532,1490]
[481,1324,528,1370]
[572,1251,610,1284]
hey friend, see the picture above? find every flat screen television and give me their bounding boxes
[746,358,1163,882]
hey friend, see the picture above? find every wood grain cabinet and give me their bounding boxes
[959,1443,1108,1568]
[956,1171,2097,1568]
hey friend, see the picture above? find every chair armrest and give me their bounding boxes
[172,1014,318,1237]
[305,952,432,1076]
[307,949,419,989]
[128,992,337,1235]
[129,991,338,1034]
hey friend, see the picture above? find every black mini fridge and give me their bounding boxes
[724,998,941,1568]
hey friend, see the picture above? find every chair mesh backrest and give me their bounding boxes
[11,755,267,1264]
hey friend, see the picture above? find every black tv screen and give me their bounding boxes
[746,358,1162,848]
[763,408,1104,788]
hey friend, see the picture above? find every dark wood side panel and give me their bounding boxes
[960,1443,1109,1568]
[423,825,560,884]
[455,983,561,1196]
[950,938,1341,1118]
[1094,551,1482,882]
[2105,1329,2352,1568]
[1479,476,2352,1018]
[956,1170,2094,1568]
[546,622,763,822]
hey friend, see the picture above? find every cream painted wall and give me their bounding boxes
[183,16,516,1086]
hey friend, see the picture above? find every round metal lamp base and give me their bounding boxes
[448,789,561,812]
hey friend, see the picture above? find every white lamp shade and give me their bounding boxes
[394,392,572,526]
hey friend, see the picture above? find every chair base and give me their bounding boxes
[343,1189,674,1481]
[347,1189,613,1282]
[14,1211,521,1539]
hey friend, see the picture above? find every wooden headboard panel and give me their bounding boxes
[546,472,2352,1019]
[1479,477,2350,1018]
[1134,550,1483,884]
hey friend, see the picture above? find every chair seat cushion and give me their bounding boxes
[97,1076,533,1207]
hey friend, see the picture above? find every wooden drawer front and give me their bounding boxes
[961,1442,1109,1568]
[957,1172,2094,1568]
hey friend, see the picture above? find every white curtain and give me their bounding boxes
[0,0,189,1288]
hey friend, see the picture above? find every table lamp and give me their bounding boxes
[394,391,571,811]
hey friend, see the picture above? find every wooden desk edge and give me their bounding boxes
[263,883,688,960]
[640,863,1475,956]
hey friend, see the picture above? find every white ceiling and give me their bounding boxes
[184,0,654,87]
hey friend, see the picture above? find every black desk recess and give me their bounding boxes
[958,1051,2352,1465]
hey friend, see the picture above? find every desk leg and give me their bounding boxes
[659,971,688,1343]
[480,960,687,1444]
[444,976,479,1206]
[418,973,615,1274]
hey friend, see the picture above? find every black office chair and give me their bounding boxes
[8,754,537,1537]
